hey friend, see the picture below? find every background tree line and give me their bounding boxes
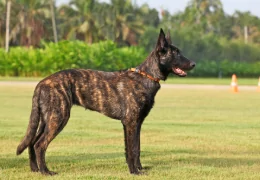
[0,0,260,77]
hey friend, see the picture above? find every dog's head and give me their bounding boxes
[156,28,195,77]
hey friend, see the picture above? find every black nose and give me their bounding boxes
[190,62,196,68]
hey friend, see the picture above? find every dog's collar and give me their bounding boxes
[129,68,160,83]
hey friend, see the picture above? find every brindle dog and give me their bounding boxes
[17,29,195,175]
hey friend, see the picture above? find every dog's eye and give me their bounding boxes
[174,50,180,57]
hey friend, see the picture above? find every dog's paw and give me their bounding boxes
[136,164,143,170]
[30,167,39,172]
[130,168,145,175]
[41,170,58,176]
[131,170,146,175]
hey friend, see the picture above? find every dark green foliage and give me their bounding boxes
[1,40,260,78]
[0,41,146,77]
[190,60,260,77]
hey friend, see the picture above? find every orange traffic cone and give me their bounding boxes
[257,77,260,92]
[231,74,238,92]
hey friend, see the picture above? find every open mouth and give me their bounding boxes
[172,67,187,77]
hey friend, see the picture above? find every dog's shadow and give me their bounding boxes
[142,149,260,169]
[3,150,260,173]
[0,152,122,170]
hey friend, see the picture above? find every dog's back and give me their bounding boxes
[36,69,159,120]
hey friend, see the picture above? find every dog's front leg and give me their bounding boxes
[123,125,128,162]
[123,123,142,170]
[123,123,140,174]
[135,122,143,170]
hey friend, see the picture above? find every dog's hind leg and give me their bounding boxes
[34,109,70,175]
[28,146,39,172]
[29,120,45,172]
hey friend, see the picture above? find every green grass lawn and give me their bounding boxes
[0,84,260,179]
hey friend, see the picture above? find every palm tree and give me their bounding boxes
[58,0,100,44]
[5,0,11,51]
[57,0,144,45]
[184,0,224,33]
[232,11,260,44]
[102,0,144,46]
[137,4,159,28]
[50,0,58,43]
[0,0,6,47]
[9,0,51,47]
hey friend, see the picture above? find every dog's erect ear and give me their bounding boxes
[156,28,168,52]
[166,31,172,44]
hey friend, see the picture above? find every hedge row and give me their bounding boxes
[0,40,260,77]
[190,60,260,77]
[0,40,146,77]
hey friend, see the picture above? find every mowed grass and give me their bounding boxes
[0,84,260,179]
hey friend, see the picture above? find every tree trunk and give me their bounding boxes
[50,0,58,43]
[5,0,11,52]
[244,26,248,44]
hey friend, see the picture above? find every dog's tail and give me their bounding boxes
[16,93,40,155]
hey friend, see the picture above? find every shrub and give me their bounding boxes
[0,41,146,77]
[0,40,260,78]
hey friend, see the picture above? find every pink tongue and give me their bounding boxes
[173,67,187,76]
[175,68,184,74]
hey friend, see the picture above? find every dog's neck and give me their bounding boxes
[137,51,169,81]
